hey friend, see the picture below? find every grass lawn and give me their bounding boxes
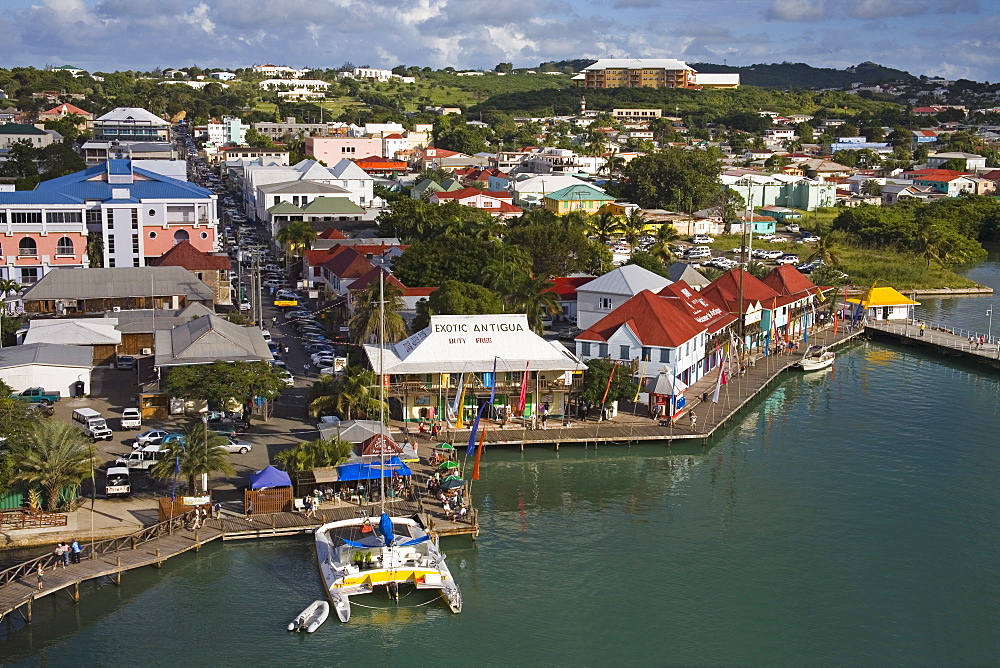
[707,233,979,290]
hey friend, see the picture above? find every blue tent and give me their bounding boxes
[336,457,411,482]
[249,465,292,490]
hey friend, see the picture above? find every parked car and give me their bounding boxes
[116,356,137,370]
[238,301,251,311]
[760,250,784,260]
[776,254,800,265]
[684,247,712,260]
[120,408,142,430]
[222,438,252,455]
[800,234,821,243]
[135,429,170,447]
[691,235,714,244]
[278,369,295,387]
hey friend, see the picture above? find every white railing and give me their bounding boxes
[867,320,1000,358]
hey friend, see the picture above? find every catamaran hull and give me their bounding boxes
[314,516,463,620]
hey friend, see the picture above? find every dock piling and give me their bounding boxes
[155,549,162,568]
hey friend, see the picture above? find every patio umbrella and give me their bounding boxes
[440,477,467,490]
[439,461,459,470]
[435,443,455,450]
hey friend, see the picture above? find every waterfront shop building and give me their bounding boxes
[362,314,586,425]
[575,281,736,417]
[846,287,920,321]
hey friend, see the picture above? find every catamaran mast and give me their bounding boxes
[378,272,386,513]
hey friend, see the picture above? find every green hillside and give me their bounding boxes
[689,61,916,89]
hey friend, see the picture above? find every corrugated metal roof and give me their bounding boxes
[23,319,122,345]
[578,265,672,297]
[302,196,364,214]
[258,180,350,195]
[155,315,273,366]
[22,266,215,302]
[0,342,92,369]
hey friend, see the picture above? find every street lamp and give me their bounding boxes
[987,306,993,342]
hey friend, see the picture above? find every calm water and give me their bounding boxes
[3,261,999,665]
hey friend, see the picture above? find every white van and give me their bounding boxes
[105,466,131,497]
[72,408,114,442]
[116,444,166,471]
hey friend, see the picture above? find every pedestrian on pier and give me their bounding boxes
[36,563,44,591]
[245,500,254,522]
[920,323,926,337]
[70,539,81,564]
[689,412,698,431]
[213,501,222,519]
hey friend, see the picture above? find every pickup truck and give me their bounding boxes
[10,387,60,405]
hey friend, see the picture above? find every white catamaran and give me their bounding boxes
[313,274,462,622]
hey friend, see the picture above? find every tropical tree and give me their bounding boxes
[273,438,354,477]
[275,220,317,267]
[10,421,96,511]
[648,224,681,265]
[579,358,638,413]
[507,274,562,333]
[164,361,288,422]
[308,366,387,420]
[150,424,235,494]
[620,208,650,249]
[587,211,623,245]
[412,280,504,331]
[349,279,408,345]
[746,261,769,279]
[619,148,723,212]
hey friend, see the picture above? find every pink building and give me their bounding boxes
[306,136,384,162]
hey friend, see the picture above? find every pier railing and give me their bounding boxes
[867,320,999,357]
[0,511,195,590]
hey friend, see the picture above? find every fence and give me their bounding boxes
[0,508,68,530]
[0,511,194,590]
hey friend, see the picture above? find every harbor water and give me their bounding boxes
[3,256,999,665]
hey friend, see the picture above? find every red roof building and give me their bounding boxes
[150,240,232,305]
[428,187,521,218]
[353,155,409,176]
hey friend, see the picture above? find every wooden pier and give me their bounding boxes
[865,320,1000,369]
[416,326,866,449]
[0,493,477,632]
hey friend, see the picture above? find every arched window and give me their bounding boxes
[56,237,74,255]
[172,229,189,245]
[18,238,37,256]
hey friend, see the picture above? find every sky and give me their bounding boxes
[0,0,997,81]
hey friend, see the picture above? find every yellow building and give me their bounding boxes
[543,184,616,215]
[581,59,696,89]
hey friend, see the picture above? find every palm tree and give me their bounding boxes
[0,278,20,346]
[275,220,317,267]
[349,279,408,345]
[11,421,96,511]
[274,438,354,476]
[620,208,649,249]
[648,224,681,265]
[309,366,386,420]
[587,210,624,246]
[150,424,235,494]
[507,274,563,333]
[746,261,769,278]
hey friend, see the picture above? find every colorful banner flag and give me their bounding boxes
[516,362,529,414]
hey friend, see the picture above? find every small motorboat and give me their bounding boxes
[797,345,835,371]
[288,600,330,633]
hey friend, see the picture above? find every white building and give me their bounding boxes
[208,71,237,81]
[252,64,309,78]
[259,78,329,91]
[0,343,93,396]
[351,68,394,82]
[362,314,586,424]
[576,265,672,331]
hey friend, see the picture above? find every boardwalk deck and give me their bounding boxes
[866,321,1000,369]
[408,326,865,449]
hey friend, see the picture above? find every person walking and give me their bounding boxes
[245,500,254,522]
[920,322,926,337]
[36,563,44,591]
[271,316,278,327]
[213,501,222,519]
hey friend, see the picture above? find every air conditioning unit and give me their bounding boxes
[141,348,152,355]
[112,306,121,312]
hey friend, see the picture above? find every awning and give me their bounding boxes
[334,456,412,482]
[846,286,920,308]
